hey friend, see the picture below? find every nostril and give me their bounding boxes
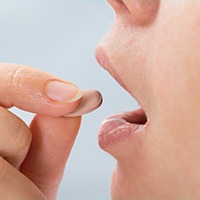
[107,0,160,25]
[122,0,160,25]
[107,0,129,13]
[109,0,124,5]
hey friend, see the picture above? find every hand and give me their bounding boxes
[0,63,82,200]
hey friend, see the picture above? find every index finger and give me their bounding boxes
[0,63,82,116]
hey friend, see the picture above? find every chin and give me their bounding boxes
[110,165,140,200]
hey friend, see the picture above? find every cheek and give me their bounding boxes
[149,1,200,131]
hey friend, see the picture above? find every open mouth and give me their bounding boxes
[98,108,148,148]
[123,108,147,125]
[95,45,149,149]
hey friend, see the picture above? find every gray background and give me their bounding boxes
[0,1,138,199]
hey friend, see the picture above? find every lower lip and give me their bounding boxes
[98,109,147,149]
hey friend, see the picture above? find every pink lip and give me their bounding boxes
[95,46,148,150]
[98,109,147,149]
[95,46,127,89]
[95,46,110,72]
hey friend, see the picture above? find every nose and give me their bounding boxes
[107,0,160,25]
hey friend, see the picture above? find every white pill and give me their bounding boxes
[64,90,103,117]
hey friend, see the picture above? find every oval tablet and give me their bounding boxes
[64,90,103,117]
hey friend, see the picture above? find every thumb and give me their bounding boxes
[0,63,82,116]
[20,114,81,200]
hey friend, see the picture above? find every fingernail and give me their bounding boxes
[45,81,83,103]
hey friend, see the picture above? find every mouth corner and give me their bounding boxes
[124,108,148,125]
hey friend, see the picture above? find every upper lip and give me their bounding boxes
[95,45,127,90]
[95,44,150,124]
[95,45,109,72]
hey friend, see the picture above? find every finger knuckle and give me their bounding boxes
[14,120,32,157]
[9,65,24,88]
[0,108,32,166]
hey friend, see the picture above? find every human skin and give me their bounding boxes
[0,63,82,200]
[2,1,200,199]
[96,0,200,199]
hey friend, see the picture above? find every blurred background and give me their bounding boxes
[0,1,138,199]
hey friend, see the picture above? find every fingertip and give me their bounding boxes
[45,80,83,103]
[29,114,82,150]
[0,63,83,117]
[22,114,82,198]
[64,115,82,136]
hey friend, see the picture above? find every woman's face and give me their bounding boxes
[96,1,200,199]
